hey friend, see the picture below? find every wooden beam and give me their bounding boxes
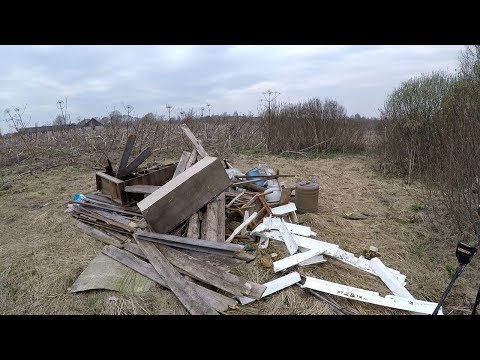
[136,240,218,315]
[301,276,441,315]
[116,134,136,177]
[124,185,161,194]
[172,151,192,178]
[186,212,201,239]
[180,124,208,158]
[135,230,244,252]
[185,149,198,169]
[74,220,124,248]
[201,199,220,241]
[102,245,237,312]
[123,147,153,176]
[138,156,231,234]
[217,193,226,241]
[156,244,266,299]
[237,272,301,305]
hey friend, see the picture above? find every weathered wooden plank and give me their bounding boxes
[138,156,231,234]
[301,276,441,315]
[124,242,244,271]
[74,220,124,248]
[226,211,258,243]
[156,244,266,299]
[201,199,220,241]
[135,230,244,252]
[124,147,153,175]
[370,257,414,299]
[186,212,201,239]
[277,219,298,255]
[273,249,323,272]
[173,151,192,178]
[73,200,141,216]
[137,240,218,315]
[102,245,237,312]
[180,124,208,158]
[271,202,297,215]
[116,134,136,177]
[237,272,302,305]
[125,185,161,194]
[217,193,226,242]
[185,149,198,169]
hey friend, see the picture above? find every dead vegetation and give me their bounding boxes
[1,151,477,315]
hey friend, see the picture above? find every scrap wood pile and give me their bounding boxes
[65,124,443,315]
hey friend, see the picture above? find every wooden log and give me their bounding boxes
[138,156,231,234]
[180,124,208,158]
[125,185,161,194]
[102,245,237,312]
[123,147,153,176]
[74,220,124,248]
[172,151,192,178]
[116,134,136,177]
[136,240,218,315]
[156,244,266,299]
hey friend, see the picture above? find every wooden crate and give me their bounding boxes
[96,163,177,205]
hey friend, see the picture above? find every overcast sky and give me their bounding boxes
[0,45,464,134]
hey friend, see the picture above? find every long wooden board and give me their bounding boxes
[180,124,208,158]
[123,242,245,271]
[116,134,136,177]
[173,151,192,178]
[125,185,161,194]
[102,245,237,312]
[138,156,231,234]
[74,220,124,247]
[136,240,218,315]
[135,230,244,252]
[156,244,266,299]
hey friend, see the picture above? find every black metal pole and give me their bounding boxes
[432,264,465,315]
[471,284,480,315]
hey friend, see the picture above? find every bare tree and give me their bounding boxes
[206,103,211,117]
[166,104,173,121]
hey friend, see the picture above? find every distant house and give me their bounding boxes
[78,118,104,130]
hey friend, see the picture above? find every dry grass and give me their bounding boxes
[0,152,477,315]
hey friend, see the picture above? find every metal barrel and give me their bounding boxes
[294,180,319,213]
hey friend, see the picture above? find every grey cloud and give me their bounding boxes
[0,45,463,134]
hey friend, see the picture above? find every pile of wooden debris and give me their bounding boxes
[65,124,442,315]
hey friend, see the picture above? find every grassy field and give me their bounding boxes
[0,152,478,315]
